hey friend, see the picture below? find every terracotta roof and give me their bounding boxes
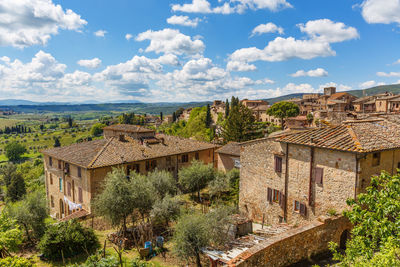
[60,209,89,221]
[275,119,400,153]
[329,92,354,100]
[250,105,269,111]
[43,134,217,168]
[353,96,373,103]
[216,142,241,156]
[103,124,155,133]
[286,116,307,121]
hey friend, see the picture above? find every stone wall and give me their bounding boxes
[230,216,352,267]
[217,153,238,172]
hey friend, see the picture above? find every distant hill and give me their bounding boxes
[265,83,400,104]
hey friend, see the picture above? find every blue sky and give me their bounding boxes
[0,0,400,102]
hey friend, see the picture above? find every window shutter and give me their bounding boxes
[78,187,83,203]
[274,156,282,172]
[315,167,323,185]
[300,203,307,216]
[267,188,272,203]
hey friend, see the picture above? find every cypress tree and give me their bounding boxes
[7,173,26,202]
[225,99,230,118]
[205,104,212,127]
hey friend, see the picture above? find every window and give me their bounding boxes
[294,201,300,212]
[49,174,53,185]
[146,161,150,171]
[273,189,280,202]
[59,177,63,192]
[77,167,81,178]
[372,152,381,166]
[182,154,189,163]
[267,187,272,203]
[195,152,199,160]
[151,160,157,169]
[314,167,324,185]
[58,160,62,170]
[274,156,282,173]
[50,195,54,208]
[64,163,70,174]
[78,187,83,203]
[166,156,172,165]
[49,157,53,167]
[397,162,400,172]
[67,182,71,197]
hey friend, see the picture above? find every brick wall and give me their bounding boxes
[230,216,352,267]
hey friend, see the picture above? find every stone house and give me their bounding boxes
[216,142,241,172]
[375,95,400,113]
[42,124,217,220]
[241,99,269,109]
[240,118,400,225]
[285,116,308,129]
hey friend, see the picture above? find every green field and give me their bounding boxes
[0,117,23,130]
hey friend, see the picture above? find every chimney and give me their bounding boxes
[119,134,125,142]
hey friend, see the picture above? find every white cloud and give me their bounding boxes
[251,22,284,36]
[171,0,292,14]
[77,58,102,69]
[94,30,107,37]
[360,0,400,25]
[230,37,335,62]
[359,80,386,89]
[298,19,359,43]
[230,19,357,64]
[0,0,86,48]
[136,28,205,55]
[167,15,201,27]
[394,59,400,65]
[125,34,133,41]
[226,61,257,72]
[290,68,328,77]
[319,82,352,91]
[377,71,400,77]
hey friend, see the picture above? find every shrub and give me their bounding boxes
[39,220,99,261]
[0,256,33,267]
[69,254,119,267]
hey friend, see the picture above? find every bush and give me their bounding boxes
[0,256,33,267]
[0,213,23,257]
[90,123,106,136]
[39,220,99,261]
[69,254,119,267]
[4,142,26,162]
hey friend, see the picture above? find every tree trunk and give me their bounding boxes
[198,190,201,202]
[23,223,31,242]
[123,216,127,237]
[195,252,202,267]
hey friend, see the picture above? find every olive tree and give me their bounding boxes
[147,170,177,199]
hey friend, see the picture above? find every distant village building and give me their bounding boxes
[215,142,241,172]
[42,124,217,220]
[240,118,400,225]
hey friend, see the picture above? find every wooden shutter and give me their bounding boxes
[67,182,71,196]
[315,167,323,185]
[78,187,83,203]
[267,188,272,203]
[274,156,282,172]
[300,203,307,216]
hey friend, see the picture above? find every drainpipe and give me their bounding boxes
[284,143,289,222]
[308,147,314,206]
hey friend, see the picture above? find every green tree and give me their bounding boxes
[160,112,163,121]
[92,168,135,234]
[39,220,99,261]
[225,99,230,118]
[7,191,48,241]
[221,104,258,142]
[205,104,212,128]
[90,123,106,136]
[209,172,230,200]
[0,213,23,258]
[178,160,215,201]
[4,142,26,163]
[172,112,176,122]
[306,113,314,125]
[330,172,400,266]
[6,173,26,202]
[53,137,61,147]
[0,163,17,188]
[151,195,180,226]
[147,170,177,199]
[267,101,300,128]
[130,173,156,219]
[0,256,33,267]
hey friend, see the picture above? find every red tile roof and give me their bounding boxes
[216,142,241,156]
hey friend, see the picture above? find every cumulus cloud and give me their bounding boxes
[394,59,400,65]
[230,19,357,64]
[359,80,385,89]
[136,28,205,55]
[360,0,400,25]
[0,0,86,48]
[318,82,352,91]
[377,71,400,77]
[298,19,359,43]
[167,15,201,27]
[226,61,257,72]
[77,58,102,69]
[94,30,107,37]
[125,34,133,41]
[171,0,292,14]
[251,22,284,36]
[290,68,328,77]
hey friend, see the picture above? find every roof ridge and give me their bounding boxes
[346,125,363,151]
[87,137,114,168]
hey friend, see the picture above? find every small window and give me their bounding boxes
[59,177,63,192]
[64,163,70,174]
[267,187,272,203]
[397,162,400,173]
[372,152,381,166]
[58,160,62,170]
[300,203,307,216]
[77,167,82,178]
[294,201,300,212]
[274,156,282,173]
[182,154,189,163]
[315,167,324,185]
[50,195,54,208]
[49,157,53,167]
[78,187,83,203]
[273,189,280,202]
[195,152,200,160]
[49,174,53,185]
[146,161,150,171]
